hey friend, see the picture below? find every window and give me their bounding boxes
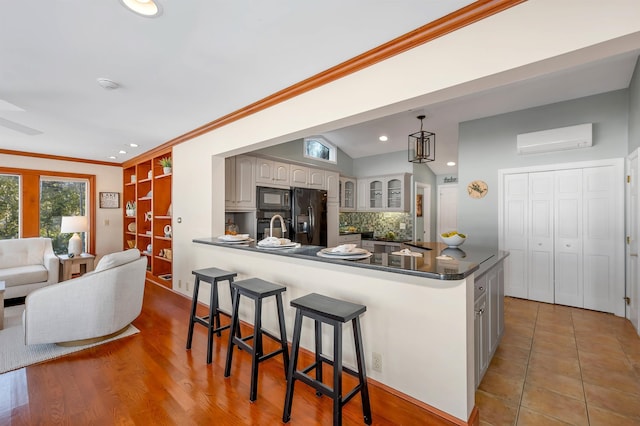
[303,136,337,164]
[40,177,89,255]
[0,174,20,239]
[0,167,95,253]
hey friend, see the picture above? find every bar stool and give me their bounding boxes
[283,293,372,426]
[224,278,289,402]
[186,267,238,364]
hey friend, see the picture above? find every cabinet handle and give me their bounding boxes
[566,244,571,247]
[538,243,542,246]
[478,286,484,291]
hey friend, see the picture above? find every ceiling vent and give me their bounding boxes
[517,123,592,155]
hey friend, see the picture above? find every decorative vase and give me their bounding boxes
[163,167,172,174]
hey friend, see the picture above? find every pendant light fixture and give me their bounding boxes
[408,115,435,163]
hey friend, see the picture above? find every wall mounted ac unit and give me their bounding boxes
[517,123,592,155]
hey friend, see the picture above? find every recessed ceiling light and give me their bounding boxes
[108,156,117,160]
[447,161,456,166]
[120,0,162,17]
[378,135,388,142]
[129,143,139,148]
[119,150,127,154]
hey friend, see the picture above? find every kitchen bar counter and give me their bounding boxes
[193,237,507,280]
[191,236,499,422]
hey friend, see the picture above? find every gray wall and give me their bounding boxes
[353,150,413,176]
[630,57,640,153]
[458,89,629,249]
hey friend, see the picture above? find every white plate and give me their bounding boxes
[320,247,369,256]
[218,234,250,242]
[257,242,300,249]
[317,252,372,260]
[218,238,254,244]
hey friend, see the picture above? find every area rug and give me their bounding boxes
[0,305,139,374]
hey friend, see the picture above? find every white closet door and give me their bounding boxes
[503,174,528,299]
[583,166,617,312]
[528,172,555,303]
[554,169,583,307]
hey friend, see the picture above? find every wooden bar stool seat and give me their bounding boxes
[283,292,372,426]
[224,278,289,402]
[186,267,238,364]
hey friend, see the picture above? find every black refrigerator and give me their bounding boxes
[290,187,327,246]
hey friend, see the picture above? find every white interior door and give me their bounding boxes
[528,172,554,304]
[414,182,431,242]
[627,151,640,334]
[554,169,583,307]
[583,166,618,313]
[437,184,458,236]
[502,174,528,299]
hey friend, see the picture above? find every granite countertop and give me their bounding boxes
[193,238,508,280]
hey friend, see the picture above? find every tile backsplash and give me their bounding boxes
[339,212,413,240]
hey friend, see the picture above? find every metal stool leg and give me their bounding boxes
[249,297,263,402]
[229,279,242,340]
[314,319,323,396]
[332,321,343,426]
[206,280,219,364]
[282,309,303,423]
[276,293,289,377]
[185,277,201,350]
[224,287,241,377]
[353,317,372,424]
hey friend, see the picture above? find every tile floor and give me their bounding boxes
[476,297,640,425]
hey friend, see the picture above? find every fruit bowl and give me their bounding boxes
[440,232,466,248]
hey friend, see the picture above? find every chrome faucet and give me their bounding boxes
[269,214,286,238]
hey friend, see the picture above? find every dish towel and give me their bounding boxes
[391,248,423,257]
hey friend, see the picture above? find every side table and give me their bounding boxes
[0,281,5,330]
[58,254,96,282]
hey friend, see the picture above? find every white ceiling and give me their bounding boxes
[0,1,638,176]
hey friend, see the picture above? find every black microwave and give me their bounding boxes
[257,186,291,211]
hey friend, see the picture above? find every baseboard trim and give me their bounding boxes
[367,377,477,425]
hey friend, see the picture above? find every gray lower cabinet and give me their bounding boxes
[474,281,489,387]
[475,258,505,388]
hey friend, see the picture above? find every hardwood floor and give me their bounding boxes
[1,282,459,425]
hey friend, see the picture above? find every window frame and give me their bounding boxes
[0,167,96,253]
[303,136,337,164]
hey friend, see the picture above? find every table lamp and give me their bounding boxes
[61,216,87,256]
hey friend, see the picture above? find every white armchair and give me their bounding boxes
[0,237,59,299]
[23,249,146,345]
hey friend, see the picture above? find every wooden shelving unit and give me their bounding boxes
[123,149,172,288]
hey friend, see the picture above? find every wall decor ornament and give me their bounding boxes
[467,180,488,199]
[99,192,120,208]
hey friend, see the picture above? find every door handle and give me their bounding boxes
[631,253,638,257]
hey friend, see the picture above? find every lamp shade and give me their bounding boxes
[60,216,87,233]
[61,216,87,256]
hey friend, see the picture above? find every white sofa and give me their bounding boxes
[23,249,146,345]
[0,237,59,299]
